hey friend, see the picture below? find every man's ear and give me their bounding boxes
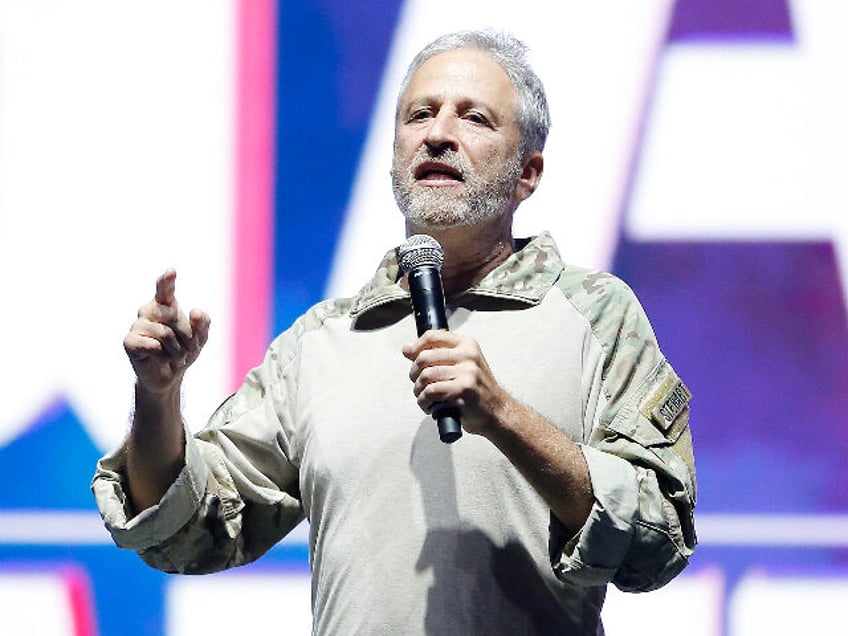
[514,151,544,203]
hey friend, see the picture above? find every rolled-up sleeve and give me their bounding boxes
[92,427,209,552]
[551,358,697,592]
[91,328,306,574]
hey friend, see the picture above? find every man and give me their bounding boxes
[93,30,697,634]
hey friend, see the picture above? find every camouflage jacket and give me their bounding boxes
[93,231,697,635]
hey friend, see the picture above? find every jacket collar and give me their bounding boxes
[349,231,565,325]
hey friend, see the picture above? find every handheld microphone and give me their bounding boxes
[396,234,462,444]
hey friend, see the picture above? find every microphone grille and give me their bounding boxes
[396,234,444,274]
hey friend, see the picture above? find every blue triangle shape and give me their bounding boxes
[0,398,104,509]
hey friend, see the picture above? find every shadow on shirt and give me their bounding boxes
[410,418,604,635]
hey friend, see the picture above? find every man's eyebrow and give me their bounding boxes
[402,96,439,109]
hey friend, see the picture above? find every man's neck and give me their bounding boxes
[406,217,515,297]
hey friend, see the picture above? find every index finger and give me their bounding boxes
[154,268,178,306]
[402,329,458,359]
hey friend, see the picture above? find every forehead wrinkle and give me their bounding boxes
[400,50,517,115]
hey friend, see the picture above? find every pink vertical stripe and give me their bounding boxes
[63,567,97,636]
[232,0,277,389]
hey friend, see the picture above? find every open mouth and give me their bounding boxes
[414,161,464,182]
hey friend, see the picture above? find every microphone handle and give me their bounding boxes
[408,266,463,444]
[433,404,463,444]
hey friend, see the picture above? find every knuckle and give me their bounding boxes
[150,322,169,338]
[418,368,435,385]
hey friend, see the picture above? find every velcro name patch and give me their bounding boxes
[640,368,692,433]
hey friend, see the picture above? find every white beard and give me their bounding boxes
[391,147,522,229]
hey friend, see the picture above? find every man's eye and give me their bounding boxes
[408,110,432,122]
[465,112,490,126]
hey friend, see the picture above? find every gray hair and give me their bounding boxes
[396,30,551,157]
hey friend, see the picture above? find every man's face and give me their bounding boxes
[391,48,524,230]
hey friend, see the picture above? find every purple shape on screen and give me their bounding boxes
[612,239,848,514]
[668,0,795,43]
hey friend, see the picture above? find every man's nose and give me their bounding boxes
[424,112,459,152]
